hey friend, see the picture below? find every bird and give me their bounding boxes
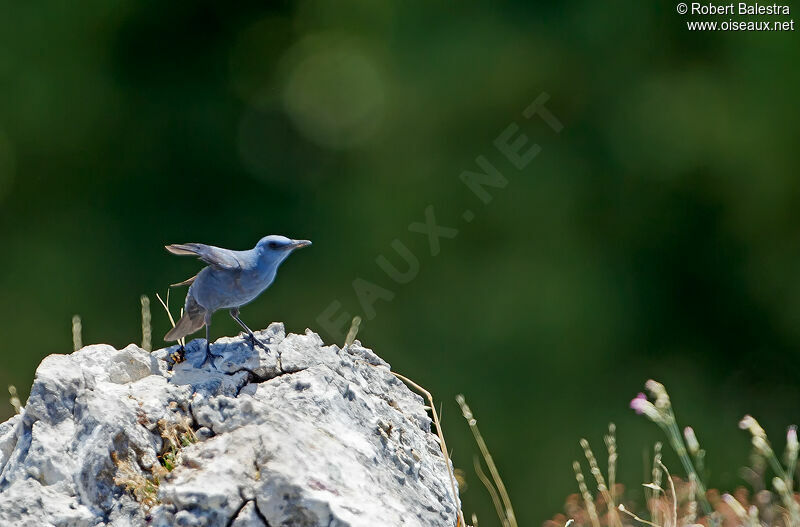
[164,235,311,362]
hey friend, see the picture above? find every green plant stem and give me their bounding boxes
[660,411,712,515]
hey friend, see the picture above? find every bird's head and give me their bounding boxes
[256,235,312,264]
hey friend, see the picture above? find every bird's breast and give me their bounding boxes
[191,267,276,311]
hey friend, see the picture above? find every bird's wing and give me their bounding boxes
[165,243,242,271]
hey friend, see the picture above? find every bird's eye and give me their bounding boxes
[268,241,280,249]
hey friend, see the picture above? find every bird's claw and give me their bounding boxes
[199,342,216,368]
[246,333,270,351]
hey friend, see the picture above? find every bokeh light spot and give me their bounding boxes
[281,34,384,150]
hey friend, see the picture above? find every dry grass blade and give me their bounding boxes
[648,443,663,523]
[390,371,465,527]
[618,504,662,527]
[605,423,617,503]
[573,460,601,527]
[656,460,677,527]
[7,385,21,414]
[456,394,517,527]
[155,292,175,327]
[112,452,160,509]
[156,290,185,348]
[72,314,82,351]
[343,315,362,348]
[140,295,152,351]
[580,437,622,527]
[474,456,508,527]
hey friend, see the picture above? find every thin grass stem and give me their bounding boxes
[140,295,152,351]
[573,461,601,527]
[618,504,662,527]
[656,460,677,527]
[390,371,465,527]
[456,395,517,527]
[474,456,507,527]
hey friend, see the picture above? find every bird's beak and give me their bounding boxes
[289,239,312,250]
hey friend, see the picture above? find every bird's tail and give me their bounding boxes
[164,296,206,342]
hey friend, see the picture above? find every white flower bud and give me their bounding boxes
[684,426,700,455]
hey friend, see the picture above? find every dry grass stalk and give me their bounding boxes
[391,370,465,527]
[343,315,362,348]
[156,290,185,349]
[140,295,152,351]
[71,314,82,351]
[474,455,507,526]
[580,438,622,527]
[573,460,602,527]
[344,315,466,526]
[7,385,21,414]
[456,394,518,527]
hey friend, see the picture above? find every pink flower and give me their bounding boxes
[630,393,648,414]
[788,425,798,452]
[630,393,661,422]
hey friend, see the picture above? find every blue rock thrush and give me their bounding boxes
[164,235,311,361]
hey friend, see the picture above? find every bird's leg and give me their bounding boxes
[201,312,214,366]
[229,308,269,351]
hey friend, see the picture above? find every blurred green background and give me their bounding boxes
[1,0,799,523]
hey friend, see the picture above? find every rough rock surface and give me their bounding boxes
[0,324,459,526]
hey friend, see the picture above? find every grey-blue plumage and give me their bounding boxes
[164,235,311,357]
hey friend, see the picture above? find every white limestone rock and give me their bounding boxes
[0,323,460,527]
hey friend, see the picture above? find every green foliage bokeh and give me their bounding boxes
[1,1,799,523]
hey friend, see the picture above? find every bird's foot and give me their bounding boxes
[200,342,216,368]
[246,332,271,352]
